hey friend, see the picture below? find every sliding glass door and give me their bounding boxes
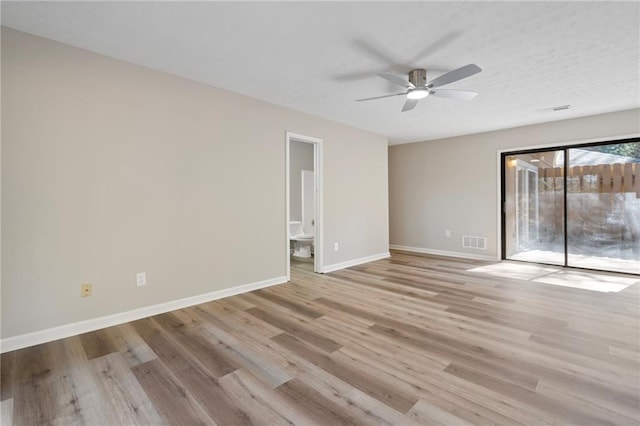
[504,150,565,265]
[566,143,640,273]
[503,139,639,275]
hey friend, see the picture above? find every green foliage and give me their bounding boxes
[583,142,640,159]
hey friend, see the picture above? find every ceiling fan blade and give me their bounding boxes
[378,73,415,89]
[427,64,481,89]
[355,92,406,102]
[430,89,478,100]
[408,31,462,64]
[402,98,418,112]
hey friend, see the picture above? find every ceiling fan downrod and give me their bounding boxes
[408,69,427,88]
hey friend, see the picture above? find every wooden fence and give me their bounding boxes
[540,163,639,196]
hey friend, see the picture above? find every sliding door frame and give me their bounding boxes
[499,136,640,275]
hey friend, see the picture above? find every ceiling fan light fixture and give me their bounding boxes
[406,88,429,100]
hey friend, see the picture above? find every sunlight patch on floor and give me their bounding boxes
[469,262,639,293]
[510,250,640,275]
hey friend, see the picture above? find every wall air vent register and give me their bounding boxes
[462,235,487,250]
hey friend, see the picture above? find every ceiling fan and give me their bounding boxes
[356,64,482,112]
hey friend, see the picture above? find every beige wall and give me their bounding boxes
[289,140,314,223]
[1,28,389,340]
[389,108,640,259]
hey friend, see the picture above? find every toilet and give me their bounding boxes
[289,221,314,258]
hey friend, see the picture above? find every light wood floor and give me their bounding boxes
[2,251,639,425]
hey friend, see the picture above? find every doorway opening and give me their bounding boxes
[501,137,640,275]
[286,132,323,280]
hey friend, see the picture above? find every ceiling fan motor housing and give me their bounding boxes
[409,69,427,87]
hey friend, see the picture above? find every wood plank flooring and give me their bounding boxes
[2,251,639,425]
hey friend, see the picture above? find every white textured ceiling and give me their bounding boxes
[2,1,639,144]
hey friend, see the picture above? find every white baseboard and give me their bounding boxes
[0,275,287,354]
[389,245,499,262]
[322,252,390,273]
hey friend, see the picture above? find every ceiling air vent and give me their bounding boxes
[539,104,572,112]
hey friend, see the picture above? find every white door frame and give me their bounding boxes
[286,131,323,280]
[514,159,539,249]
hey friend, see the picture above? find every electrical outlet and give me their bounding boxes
[445,230,451,238]
[136,272,147,287]
[81,283,92,298]
[334,242,339,251]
